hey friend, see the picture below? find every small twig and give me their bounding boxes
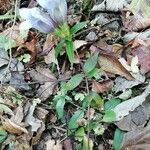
[51,125,67,132]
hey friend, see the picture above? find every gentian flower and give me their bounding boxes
[19,0,67,33]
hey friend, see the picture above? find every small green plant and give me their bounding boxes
[54,21,87,67]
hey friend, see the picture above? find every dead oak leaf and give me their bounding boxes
[98,53,134,80]
[92,80,113,93]
[29,67,57,101]
[0,25,25,47]
[131,40,150,74]
[45,139,62,150]
[1,117,28,135]
[121,122,150,149]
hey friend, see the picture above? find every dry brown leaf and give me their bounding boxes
[114,73,145,92]
[29,67,57,101]
[116,100,149,132]
[121,123,150,149]
[2,118,28,135]
[0,0,11,12]
[23,38,38,64]
[0,26,25,47]
[98,53,134,80]
[46,139,62,150]
[63,139,73,150]
[131,40,150,74]
[43,34,57,62]
[92,80,113,93]
[122,13,150,31]
[74,40,87,50]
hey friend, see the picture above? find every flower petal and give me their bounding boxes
[52,0,67,24]
[19,7,55,33]
[19,8,34,19]
[37,0,56,11]
[37,0,67,24]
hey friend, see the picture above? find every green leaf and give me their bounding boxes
[70,21,88,34]
[56,96,66,119]
[113,128,124,150]
[0,130,7,143]
[87,68,100,79]
[66,40,74,66]
[102,110,116,123]
[68,110,84,130]
[90,92,104,110]
[83,52,99,74]
[104,98,121,111]
[82,136,93,150]
[75,127,85,141]
[65,73,84,91]
[0,35,16,50]
[55,39,65,58]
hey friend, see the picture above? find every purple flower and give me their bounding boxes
[19,0,67,33]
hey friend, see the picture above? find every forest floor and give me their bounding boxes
[0,0,150,150]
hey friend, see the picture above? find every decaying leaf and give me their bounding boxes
[43,34,59,66]
[92,80,113,93]
[98,53,134,80]
[0,0,11,12]
[131,40,150,74]
[113,84,150,121]
[63,139,73,150]
[114,73,145,92]
[25,99,42,132]
[45,139,62,150]
[115,95,150,131]
[121,122,150,149]
[1,118,28,135]
[74,40,87,50]
[122,14,150,31]
[29,67,57,101]
[92,0,128,12]
[0,49,9,67]
[0,26,25,48]
[123,29,150,43]
[129,0,150,18]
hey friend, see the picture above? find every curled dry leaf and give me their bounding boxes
[43,34,58,65]
[63,139,73,150]
[131,40,150,74]
[0,0,11,11]
[0,26,25,47]
[121,123,150,149]
[116,102,149,131]
[74,40,87,50]
[23,38,38,64]
[29,67,57,101]
[45,139,62,150]
[98,53,134,80]
[114,73,145,92]
[113,84,150,121]
[122,14,150,31]
[92,0,128,12]
[92,80,113,93]
[2,118,28,135]
[123,29,150,43]
[25,99,42,132]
